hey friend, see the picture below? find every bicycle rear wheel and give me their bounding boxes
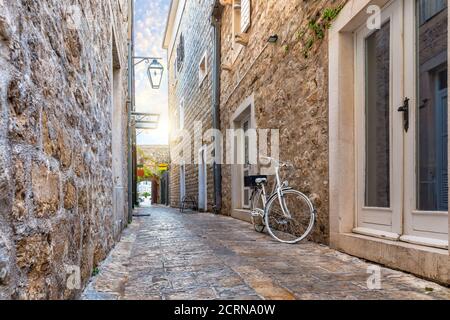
[251,188,265,233]
[265,189,315,244]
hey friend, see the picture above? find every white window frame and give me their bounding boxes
[178,98,185,130]
[230,0,244,63]
[198,51,208,86]
[240,0,251,33]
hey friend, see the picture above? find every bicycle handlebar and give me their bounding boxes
[260,156,294,169]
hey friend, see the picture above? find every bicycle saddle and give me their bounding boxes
[255,178,267,185]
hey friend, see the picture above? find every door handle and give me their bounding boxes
[398,98,409,132]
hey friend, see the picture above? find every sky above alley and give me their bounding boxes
[134,0,170,146]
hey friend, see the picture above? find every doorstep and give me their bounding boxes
[232,209,253,224]
[331,232,449,286]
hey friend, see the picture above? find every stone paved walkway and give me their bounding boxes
[81,206,450,300]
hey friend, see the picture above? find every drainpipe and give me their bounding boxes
[211,1,223,213]
[127,0,135,222]
[130,0,138,209]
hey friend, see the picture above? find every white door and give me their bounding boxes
[355,0,404,238]
[402,0,448,247]
[198,148,207,211]
[355,0,448,248]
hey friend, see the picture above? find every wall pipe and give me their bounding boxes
[211,1,223,213]
[127,0,135,222]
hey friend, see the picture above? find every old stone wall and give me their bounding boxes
[166,0,215,210]
[219,0,347,244]
[138,145,170,166]
[0,0,130,299]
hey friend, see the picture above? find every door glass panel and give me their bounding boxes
[365,22,391,208]
[416,0,448,211]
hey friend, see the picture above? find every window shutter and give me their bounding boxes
[176,34,185,73]
[240,0,251,33]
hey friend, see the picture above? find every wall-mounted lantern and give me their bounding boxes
[147,59,164,90]
[268,34,279,43]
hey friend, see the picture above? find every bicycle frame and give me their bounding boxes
[254,157,293,219]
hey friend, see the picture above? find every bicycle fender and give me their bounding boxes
[266,187,294,203]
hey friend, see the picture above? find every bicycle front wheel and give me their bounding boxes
[265,189,315,244]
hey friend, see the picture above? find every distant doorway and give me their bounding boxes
[230,94,256,222]
[198,147,207,211]
[180,163,186,205]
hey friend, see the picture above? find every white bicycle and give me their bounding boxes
[247,157,316,244]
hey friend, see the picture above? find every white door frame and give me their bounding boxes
[328,0,449,283]
[402,0,448,246]
[230,94,256,217]
[354,0,404,239]
[353,0,448,247]
[241,115,252,209]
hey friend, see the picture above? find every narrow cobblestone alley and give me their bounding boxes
[82,206,450,300]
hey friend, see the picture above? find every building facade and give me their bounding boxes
[0,0,131,299]
[163,0,449,284]
[163,0,216,212]
[217,0,345,243]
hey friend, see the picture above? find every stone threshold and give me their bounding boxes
[331,232,449,286]
[231,209,253,224]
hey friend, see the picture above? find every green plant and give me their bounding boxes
[136,147,167,183]
[308,20,324,39]
[92,267,100,277]
[297,5,344,59]
[302,38,315,58]
[143,192,151,199]
[322,5,344,28]
[295,29,306,41]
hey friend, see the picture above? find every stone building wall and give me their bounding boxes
[138,145,170,166]
[0,0,130,299]
[165,0,216,210]
[219,0,347,244]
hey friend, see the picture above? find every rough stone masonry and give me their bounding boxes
[0,0,130,299]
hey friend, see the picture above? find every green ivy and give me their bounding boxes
[308,20,324,40]
[296,4,344,59]
[322,5,344,27]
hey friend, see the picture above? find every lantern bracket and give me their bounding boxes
[133,56,162,67]
[132,112,160,132]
